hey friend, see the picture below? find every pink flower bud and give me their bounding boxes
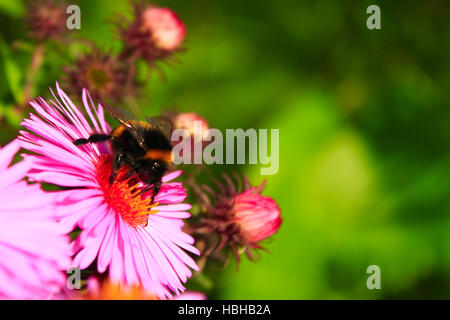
[141,7,186,51]
[233,186,282,244]
[190,175,282,265]
[119,5,186,63]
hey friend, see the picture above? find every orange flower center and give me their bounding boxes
[85,280,160,300]
[95,155,158,228]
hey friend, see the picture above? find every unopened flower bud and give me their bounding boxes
[64,50,136,103]
[191,175,282,265]
[233,186,282,244]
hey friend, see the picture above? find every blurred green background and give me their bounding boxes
[0,0,449,299]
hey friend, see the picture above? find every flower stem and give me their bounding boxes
[21,43,45,109]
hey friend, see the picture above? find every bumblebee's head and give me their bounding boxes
[142,159,169,181]
[150,159,163,171]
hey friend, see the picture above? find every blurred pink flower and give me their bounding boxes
[19,84,199,298]
[173,112,210,141]
[120,4,185,63]
[0,140,71,299]
[26,0,67,41]
[141,6,186,51]
[171,112,211,163]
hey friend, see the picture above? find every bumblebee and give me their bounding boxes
[73,102,173,204]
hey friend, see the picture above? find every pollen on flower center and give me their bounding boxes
[95,155,157,228]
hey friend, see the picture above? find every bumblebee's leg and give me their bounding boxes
[138,184,153,197]
[88,134,111,143]
[109,171,117,185]
[150,182,161,205]
[112,153,123,171]
[73,138,89,146]
[73,134,111,146]
[109,153,124,184]
[136,183,160,202]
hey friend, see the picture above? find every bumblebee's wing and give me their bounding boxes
[98,100,146,147]
[145,116,173,140]
[98,99,134,124]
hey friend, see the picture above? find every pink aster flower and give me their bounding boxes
[174,291,207,300]
[0,140,71,299]
[19,83,199,298]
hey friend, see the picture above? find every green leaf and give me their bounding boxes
[0,103,22,127]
